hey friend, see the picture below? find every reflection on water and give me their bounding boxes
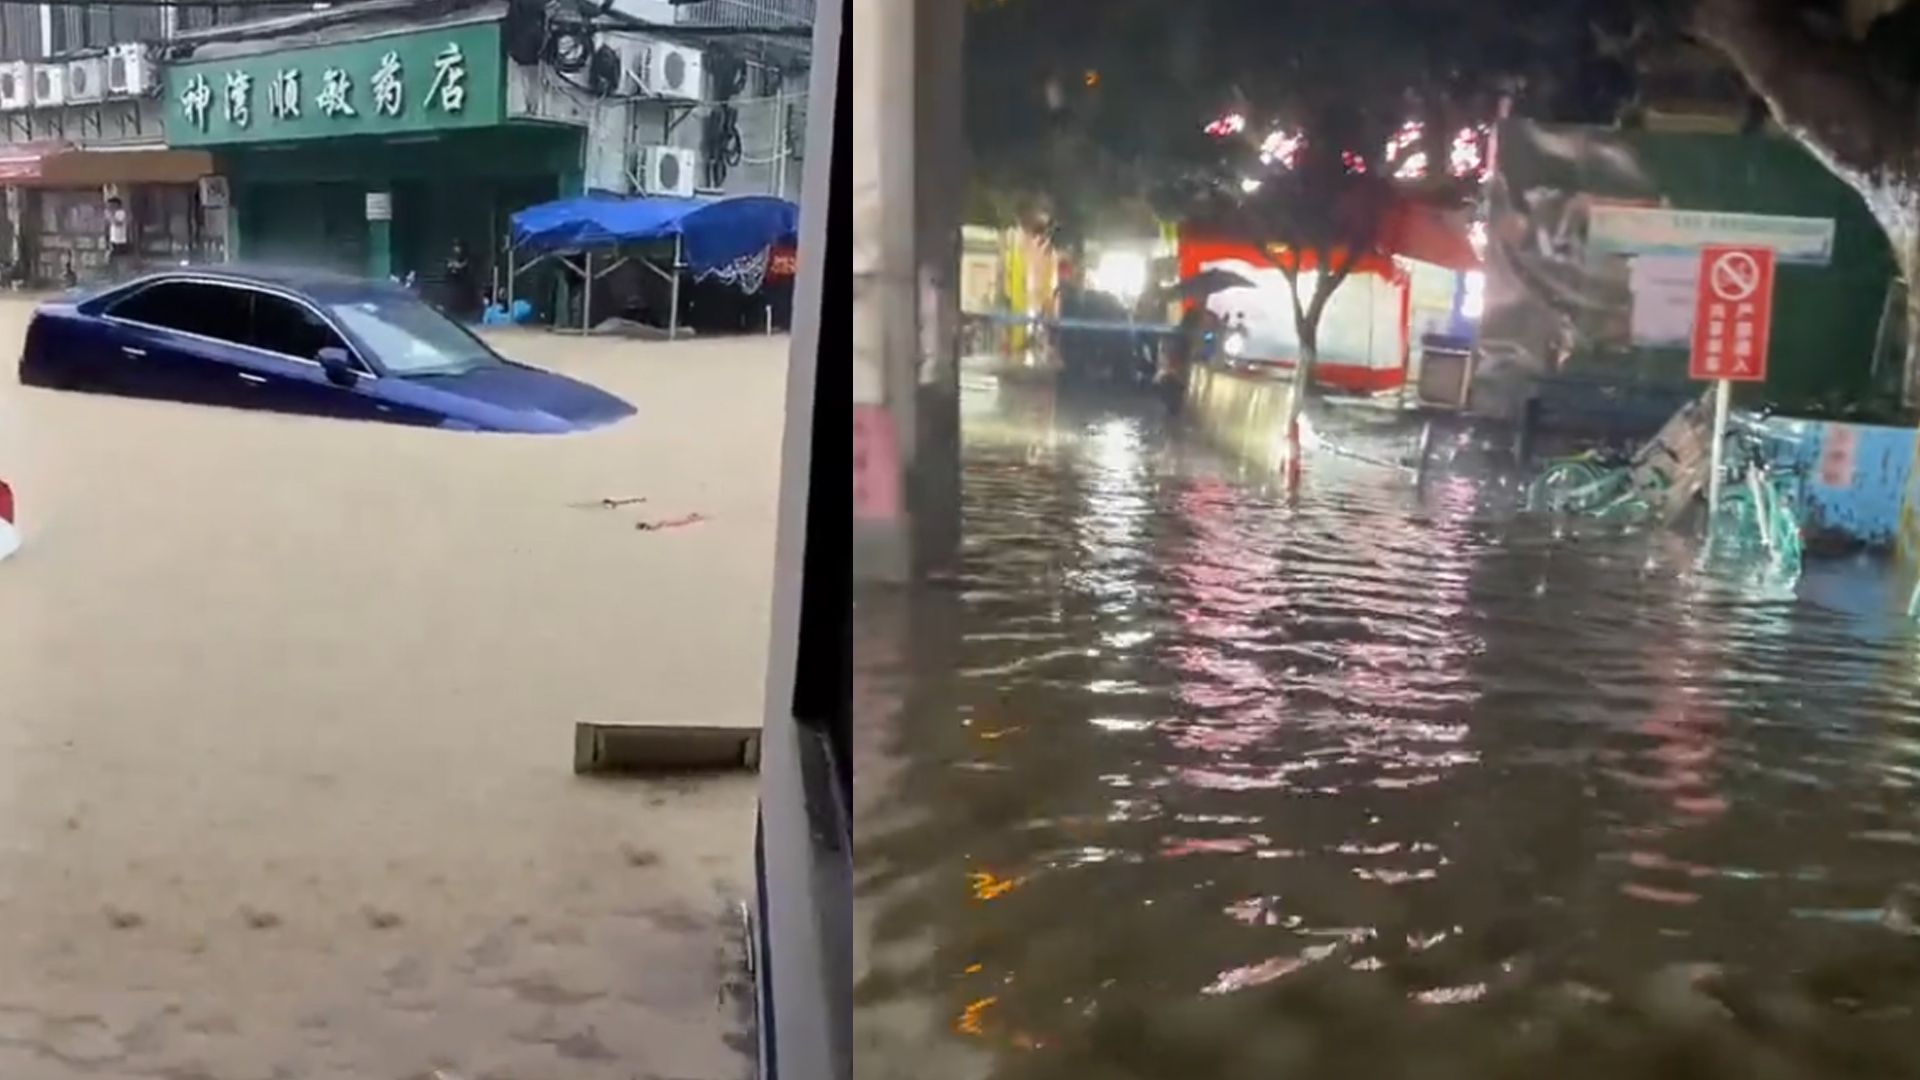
[856,379,1920,1079]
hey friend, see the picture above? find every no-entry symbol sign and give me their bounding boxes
[1689,245,1774,383]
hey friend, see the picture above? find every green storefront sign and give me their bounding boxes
[165,22,503,146]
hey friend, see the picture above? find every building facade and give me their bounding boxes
[161,0,812,308]
[0,2,217,285]
[0,0,811,292]
[165,15,575,289]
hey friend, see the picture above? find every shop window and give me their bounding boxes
[134,186,194,253]
[250,294,348,363]
[46,5,161,53]
[111,281,251,346]
[38,191,104,239]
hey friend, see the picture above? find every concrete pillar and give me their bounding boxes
[852,0,964,585]
[911,0,965,577]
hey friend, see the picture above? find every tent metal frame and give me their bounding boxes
[504,234,685,338]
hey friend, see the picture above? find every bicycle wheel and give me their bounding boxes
[1528,457,1620,511]
[1767,498,1804,572]
[1528,460,1603,513]
[1714,487,1764,554]
[1598,495,1652,524]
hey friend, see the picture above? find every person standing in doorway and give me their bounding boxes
[105,196,132,281]
[444,238,477,321]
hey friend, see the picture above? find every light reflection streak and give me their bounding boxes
[1611,576,1731,908]
[1150,451,1491,998]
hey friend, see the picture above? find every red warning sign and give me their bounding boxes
[1689,245,1774,383]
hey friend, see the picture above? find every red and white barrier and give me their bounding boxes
[0,479,16,562]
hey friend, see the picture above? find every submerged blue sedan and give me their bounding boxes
[18,267,636,434]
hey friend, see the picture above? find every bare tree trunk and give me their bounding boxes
[1282,269,1344,439]
[1280,265,1310,445]
[1906,233,1920,409]
[1286,324,1317,438]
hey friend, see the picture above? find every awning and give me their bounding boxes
[0,143,62,183]
[509,193,800,272]
[0,143,215,187]
[1379,200,1481,271]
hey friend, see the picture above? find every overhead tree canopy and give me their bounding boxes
[965,0,1639,417]
[965,0,1639,230]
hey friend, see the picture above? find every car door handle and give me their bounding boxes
[237,372,268,385]
[120,346,146,358]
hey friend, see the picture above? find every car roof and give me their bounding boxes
[122,263,408,303]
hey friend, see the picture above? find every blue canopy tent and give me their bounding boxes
[506,193,799,337]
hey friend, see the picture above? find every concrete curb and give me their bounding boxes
[572,721,760,774]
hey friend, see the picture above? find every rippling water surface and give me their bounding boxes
[855,379,1920,1079]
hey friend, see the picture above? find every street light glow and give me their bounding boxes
[1461,271,1486,320]
[1089,250,1150,302]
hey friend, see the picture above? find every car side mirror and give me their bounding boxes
[316,346,359,387]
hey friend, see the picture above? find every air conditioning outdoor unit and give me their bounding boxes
[31,64,65,109]
[606,36,649,95]
[106,44,153,98]
[65,58,104,104]
[641,43,703,101]
[634,145,697,197]
[0,63,29,112]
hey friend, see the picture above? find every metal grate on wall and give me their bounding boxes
[674,0,813,29]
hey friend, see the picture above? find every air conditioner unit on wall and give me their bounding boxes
[66,58,104,104]
[606,36,649,96]
[0,63,28,112]
[106,44,153,98]
[634,145,697,197]
[642,43,703,101]
[31,64,65,109]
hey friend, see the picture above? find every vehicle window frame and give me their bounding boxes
[322,293,506,378]
[102,276,377,379]
[103,279,253,349]
[247,290,360,371]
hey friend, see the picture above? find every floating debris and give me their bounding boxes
[569,495,648,510]
[636,512,710,532]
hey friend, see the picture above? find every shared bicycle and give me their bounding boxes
[1523,405,1806,585]
[1525,447,1659,521]
[1711,411,1805,582]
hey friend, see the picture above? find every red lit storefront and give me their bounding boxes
[1177,196,1482,395]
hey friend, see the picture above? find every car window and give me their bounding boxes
[327,295,497,377]
[251,293,352,364]
[109,281,252,346]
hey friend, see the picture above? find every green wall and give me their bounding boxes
[1577,132,1894,410]
[1484,123,1901,422]
[220,124,581,185]
[222,125,583,282]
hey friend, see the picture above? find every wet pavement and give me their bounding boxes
[856,377,1920,1079]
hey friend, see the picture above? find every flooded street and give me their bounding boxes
[0,305,778,1079]
[856,378,1920,1078]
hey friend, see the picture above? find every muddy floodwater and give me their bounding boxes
[856,377,1920,1079]
[0,304,781,1079]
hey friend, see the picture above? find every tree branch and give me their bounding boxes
[1693,0,1920,182]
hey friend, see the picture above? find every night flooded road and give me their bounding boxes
[856,379,1920,1079]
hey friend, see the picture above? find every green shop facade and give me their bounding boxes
[165,19,580,290]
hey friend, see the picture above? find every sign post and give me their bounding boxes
[1689,245,1775,539]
